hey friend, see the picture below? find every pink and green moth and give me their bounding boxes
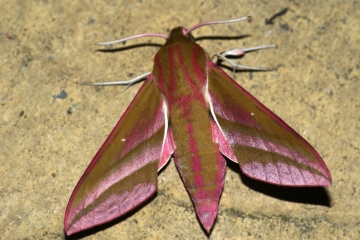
[64,16,331,235]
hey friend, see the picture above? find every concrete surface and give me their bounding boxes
[1,0,359,239]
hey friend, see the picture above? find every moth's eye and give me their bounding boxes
[187,33,195,42]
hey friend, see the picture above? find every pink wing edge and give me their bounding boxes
[206,61,332,187]
[64,76,175,235]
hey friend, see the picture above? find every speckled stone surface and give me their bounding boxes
[1,0,359,239]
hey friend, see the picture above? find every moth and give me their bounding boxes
[64,16,331,235]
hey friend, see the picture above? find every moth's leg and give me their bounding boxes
[77,72,151,90]
[212,45,276,75]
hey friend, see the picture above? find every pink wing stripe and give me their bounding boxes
[66,183,156,235]
[118,102,166,159]
[65,76,166,235]
[212,114,330,186]
[66,144,163,224]
[226,130,326,175]
[207,61,331,186]
[242,161,331,186]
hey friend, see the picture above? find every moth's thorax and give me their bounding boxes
[152,26,215,158]
[152,27,208,107]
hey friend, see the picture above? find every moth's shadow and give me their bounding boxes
[195,34,251,42]
[227,159,332,206]
[95,42,163,53]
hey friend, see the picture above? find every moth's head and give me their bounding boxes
[164,27,196,46]
[165,16,252,45]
